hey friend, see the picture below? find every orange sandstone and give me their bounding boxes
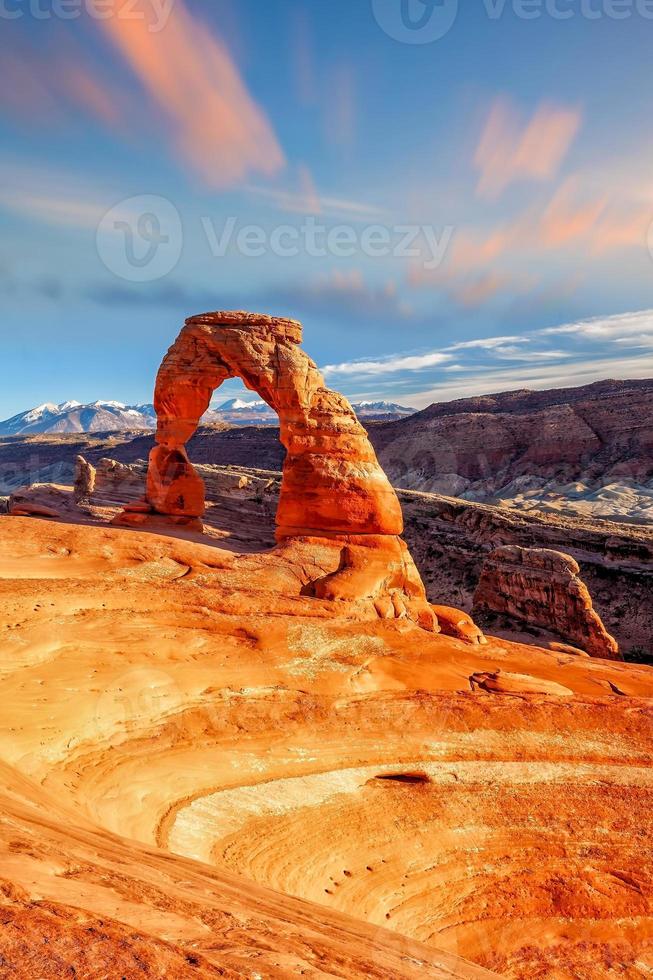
[143,311,438,629]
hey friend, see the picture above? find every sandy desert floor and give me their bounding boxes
[0,515,652,978]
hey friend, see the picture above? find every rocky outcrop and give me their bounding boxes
[73,454,96,500]
[8,484,81,520]
[432,605,487,645]
[473,546,620,659]
[140,311,438,628]
[90,457,145,507]
[63,453,651,654]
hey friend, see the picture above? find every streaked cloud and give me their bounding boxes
[98,0,284,188]
[323,350,452,377]
[542,308,653,345]
[245,166,385,220]
[322,310,653,399]
[539,178,607,247]
[408,354,653,408]
[0,43,125,128]
[271,269,414,324]
[324,63,356,150]
[0,162,113,229]
[446,335,529,352]
[475,99,581,200]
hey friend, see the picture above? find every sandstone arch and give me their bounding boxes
[144,311,439,629]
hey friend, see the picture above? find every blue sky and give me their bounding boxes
[1,0,653,418]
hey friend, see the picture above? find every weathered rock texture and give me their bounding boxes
[373,378,653,499]
[143,311,434,626]
[57,454,652,653]
[1,516,651,979]
[474,545,620,659]
[147,312,401,534]
[8,484,80,520]
[73,454,96,500]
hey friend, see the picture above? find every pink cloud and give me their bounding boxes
[98,0,284,188]
[539,178,608,247]
[0,45,124,127]
[475,99,581,199]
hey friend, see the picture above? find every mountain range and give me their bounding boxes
[0,398,414,436]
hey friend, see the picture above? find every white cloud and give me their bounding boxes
[444,334,529,352]
[322,351,452,377]
[406,353,653,408]
[541,308,653,342]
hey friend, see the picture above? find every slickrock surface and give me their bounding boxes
[473,546,620,659]
[141,311,434,628]
[0,515,652,977]
[0,761,484,979]
[28,458,653,655]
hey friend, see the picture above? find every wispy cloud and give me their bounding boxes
[0,42,126,128]
[323,350,452,377]
[541,308,653,345]
[245,166,385,220]
[475,98,581,200]
[323,310,653,396]
[0,162,115,230]
[446,335,529,352]
[324,63,356,150]
[98,0,284,188]
[408,354,653,408]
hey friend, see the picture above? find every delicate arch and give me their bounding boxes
[146,311,404,539]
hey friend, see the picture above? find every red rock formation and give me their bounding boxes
[432,605,487,645]
[473,545,620,659]
[143,311,437,628]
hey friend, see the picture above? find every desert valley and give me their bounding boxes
[0,311,651,979]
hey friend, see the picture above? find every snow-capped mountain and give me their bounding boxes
[212,398,276,425]
[0,401,158,436]
[0,398,415,436]
[352,401,415,419]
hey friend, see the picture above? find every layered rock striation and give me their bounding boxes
[373,378,653,501]
[473,545,620,659]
